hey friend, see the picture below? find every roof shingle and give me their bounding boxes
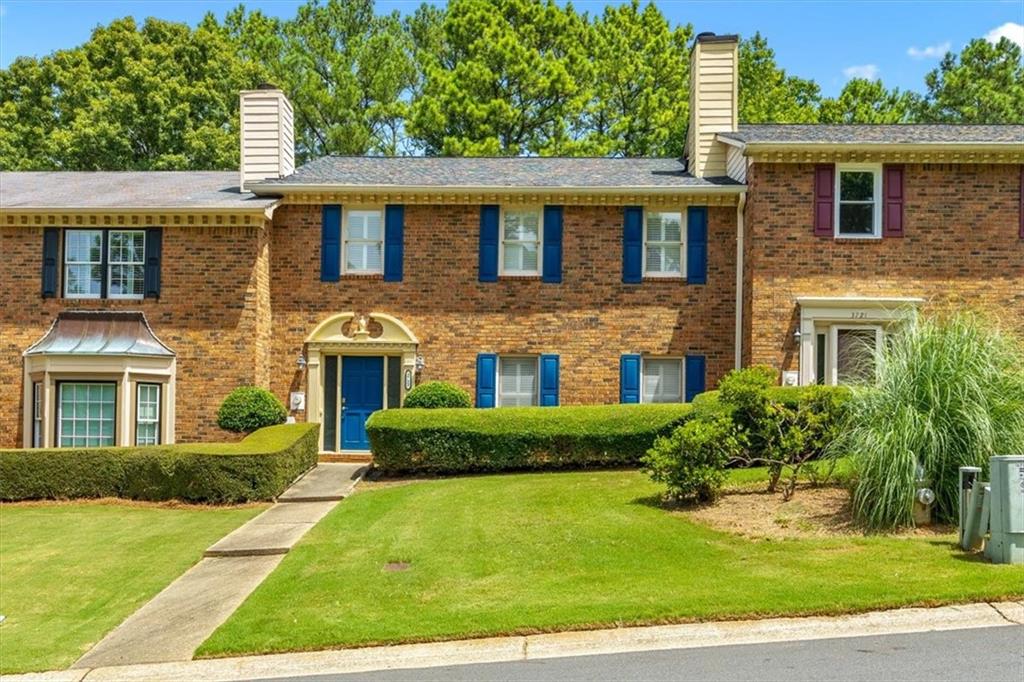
[718,124,1024,145]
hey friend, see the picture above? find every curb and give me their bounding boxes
[9,600,1021,682]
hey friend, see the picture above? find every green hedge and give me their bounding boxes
[692,385,851,415]
[0,423,319,503]
[366,404,693,474]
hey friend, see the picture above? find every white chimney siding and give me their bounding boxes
[239,88,295,191]
[686,34,739,179]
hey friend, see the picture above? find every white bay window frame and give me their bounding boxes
[643,210,686,278]
[834,163,882,239]
[499,207,543,276]
[342,207,384,275]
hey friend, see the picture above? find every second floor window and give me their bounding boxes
[64,229,145,299]
[836,165,881,238]
[501,208,542,275]
[644,211,684,277]
[344,209,383,274]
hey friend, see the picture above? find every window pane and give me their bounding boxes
[504,212,539,241]
[499,357,537,407]
[59,383,116,448]
[109,264,144,297]
[647,212,682,242]
[840,171,874,201]
[643,359,682,403]
[66,231,103,263]
[839,203,874,235]
[836,329,878,384]
[503,243,523,271]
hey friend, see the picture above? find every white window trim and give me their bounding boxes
[63,229,103,300]
[642,209,686,278]
[498,206,544,277]
[107,230,146,300]
[32,382,42,448]
[640,356,686,404]
[496,355,539,407]
[342,206,385,275]
[136,383,161,446]
[57,382,117,448]
[825,324,884,386]
[834,163,882,240]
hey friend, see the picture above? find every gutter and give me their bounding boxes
[715,139,1023,155]
[246,182,748,197]
[735,191,746,370]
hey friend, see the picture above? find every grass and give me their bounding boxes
[198,470,1023,658]
[724,457,856,488]
[0,501,264,673]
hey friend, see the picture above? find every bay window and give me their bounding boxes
[58,382,116,447]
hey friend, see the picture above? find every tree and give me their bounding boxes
[918,37,1024,123]
[408,0,592,156]
[818,79,917,124]
[0,15,263,171]
[584,0,691,156]
[738,32,820,123]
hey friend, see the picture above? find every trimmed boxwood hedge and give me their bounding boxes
[0,423,319,503]
[366,404,693,474]
[692,385,851,416]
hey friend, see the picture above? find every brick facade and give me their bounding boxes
[268,203,737,416]
[742,162,1024,373]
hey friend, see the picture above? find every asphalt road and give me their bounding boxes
[259,625,1024,682]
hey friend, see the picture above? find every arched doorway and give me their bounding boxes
[304,312,418,453]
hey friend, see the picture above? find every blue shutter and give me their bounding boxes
[686,206,707,285]
[542,205,563,283]
[479,205,499,282]
[684,354,706,402]
[41,228,59,298]
[384,204,404,282]
[476,353,497,407]
[321,205,341,282]
[620,354,641,403]
[539,354,560,406]
[623,206,643,283]
[143,227,162,298]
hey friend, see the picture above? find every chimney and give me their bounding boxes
[239,84,295,191]
[685,33,739,178]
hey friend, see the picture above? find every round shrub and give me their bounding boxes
[642,414,740,503]
[402,381,472,409]
[217,386,288,433]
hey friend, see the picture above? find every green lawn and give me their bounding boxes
[0,502,264,673]
[199,470,1024,658]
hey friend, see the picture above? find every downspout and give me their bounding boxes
[734,190,747,370]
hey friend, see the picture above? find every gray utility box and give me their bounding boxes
[985,455,1024,565]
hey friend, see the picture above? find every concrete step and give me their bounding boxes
[278,462,367,502]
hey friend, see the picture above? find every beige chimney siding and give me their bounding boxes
[686,35,739,179]
[240,89,295,191]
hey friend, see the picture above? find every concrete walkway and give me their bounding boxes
[16,601,1022,682]
[72,463,366,670]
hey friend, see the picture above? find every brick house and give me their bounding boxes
[1,33,1021,454]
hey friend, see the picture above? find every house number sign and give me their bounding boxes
[404,369,413,390]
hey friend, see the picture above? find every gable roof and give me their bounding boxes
[0,171,278,211]
[250,156,744,193]
[718,124,1024,146]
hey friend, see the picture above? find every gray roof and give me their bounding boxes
[0,171,277,210]
[254,156,742,190]
[719,124,1024,146]
[25,312,175,357]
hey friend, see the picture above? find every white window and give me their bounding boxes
[835,165,881,238]
[642,358,683,403]
[108,230,145,299]
[136,383,161,446]
[64,230,103,298]
[498,356,538,406]
[814,324,883,385]
[501,209,542,275]
[32,382,42,448]
[344,209,383,274]
[644,211,684,277]
[58,383,116,448]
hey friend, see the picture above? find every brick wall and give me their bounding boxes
[268,203,737,412]
[743,162,1024,372]
[0,224,271,447]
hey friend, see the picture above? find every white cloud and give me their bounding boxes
[984,21,1024,48]
[907,41,951,59]
[842,64,879,80]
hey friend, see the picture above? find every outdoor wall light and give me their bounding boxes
[415,355,425,372]
[793,329,802,344]
[296,354,307,370]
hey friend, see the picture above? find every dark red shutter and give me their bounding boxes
[813,164,835,237]
[883,165,904,238]
[1019,165,1023,239]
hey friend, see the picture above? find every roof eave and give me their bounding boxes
[722,139,1023,155]
[247,182,747,196]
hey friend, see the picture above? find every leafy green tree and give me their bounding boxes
[0,15,263,171]
[818,79,918,124]
[738,32,820,123]
[918,37,1024,123]
[584,0,691,156]
[408,0,592,156]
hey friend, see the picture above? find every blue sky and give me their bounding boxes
[0,0,1021,97]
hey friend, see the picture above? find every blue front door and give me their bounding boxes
[341,356,383,451]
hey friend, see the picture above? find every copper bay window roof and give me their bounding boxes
[24,311,175,357]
